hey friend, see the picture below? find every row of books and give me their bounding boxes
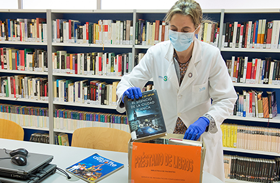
[221,124,280,153]
[0,18,47,42]
[0,75,48,101]
[0,47,48,72]
[29,133,49,144]
[233,90,277,118]
[135,19,169,46]
[53,79,154,106]
[53,19,133,45]
[222,19,280,49]
[197,22,219,46]
[135,20,219,47]
[54,132,69,146]
[226,56,280,85]
[54,80,119,105]
[54,109,129,133]
[223,155,279,181]
[52,51,134,76]
[0,104,49,129]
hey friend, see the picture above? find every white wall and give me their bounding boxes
[102,0,280,9]
[1,0,280,10]
[22,0,96,9]
[198,0,280,9]
[0,0,18,9]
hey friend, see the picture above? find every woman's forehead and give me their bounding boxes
[170,14,194,27]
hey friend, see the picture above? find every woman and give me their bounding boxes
[116,0,237,181]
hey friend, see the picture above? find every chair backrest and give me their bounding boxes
[0,119,24,141]
[71,127,131,153]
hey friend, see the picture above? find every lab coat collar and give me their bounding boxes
[164,38,202,64]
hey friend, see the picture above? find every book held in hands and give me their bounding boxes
[124,89,166,141]
[66,153,124,183]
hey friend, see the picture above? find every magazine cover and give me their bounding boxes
[124,89,166,141]
[66,153,124,183]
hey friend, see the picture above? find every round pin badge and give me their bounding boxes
[188,72,192,78]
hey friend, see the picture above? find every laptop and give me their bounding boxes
[0,149,53,180]
[0,164,57,183]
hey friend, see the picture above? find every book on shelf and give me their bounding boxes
[222,19,280,49]
[53,78,154,106]
[0,103,49,128]
[0,47,48,72]
[221,123,280,153]
[53,19,133,45]
[223,155,277,182]
[233,90,277,119]
[53,109,129,133]
[124,89,166,141]
[66,153,124,183]
[226,56,280,85]
[53,80,120,106]
[54,133,69,146]
[0,75,48,101]
[29,132,49,144]
[0,18,47,42]
[52,51,133,77]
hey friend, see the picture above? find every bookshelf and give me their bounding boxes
[227,115,280,123]
[223,147,280,156]
[53,101,117,109]
[1,8,280,182]
[221,48,280,53]
[53,73,123,80]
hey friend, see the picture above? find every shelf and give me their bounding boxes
[93,10,134,13]
[0,41,47,45]
[52,43,133,48]
[225,179,255,183]
[0,97,48,104]
[233,83,280,89]
[223,147,280,156]
[7,9,47,13]
[0,70,48,75]
[227,115,280,123]
[136,10,168,13]
[54,129,74,134]
[224,9,280,13]
[53,73,123,79]
[221,48,280,53]
[135,9,222,13]
[23,126,49,131]
[51,10,134,13]
[135,45,152,49]
[0,10,9,12]
[53,101,117,109]
[51,10,94,13]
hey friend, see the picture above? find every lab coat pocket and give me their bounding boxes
[192,82,209,104]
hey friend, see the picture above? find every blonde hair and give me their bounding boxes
[165,0,203,29]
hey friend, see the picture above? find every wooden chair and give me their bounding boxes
[71,127,131,153]
[0,119,24,141]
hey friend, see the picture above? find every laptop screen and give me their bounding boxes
[0,149,53,175]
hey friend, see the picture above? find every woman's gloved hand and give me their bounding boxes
[183,117,209,141]
[122,87,142,103]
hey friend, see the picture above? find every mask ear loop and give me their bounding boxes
[194,25,200,39]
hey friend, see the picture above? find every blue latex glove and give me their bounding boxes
[183,117,210,141]
[122,87,142,103]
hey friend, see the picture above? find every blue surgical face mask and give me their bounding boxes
[169,26,199,52]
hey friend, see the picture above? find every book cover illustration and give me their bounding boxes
[66,153,124,183]
[124,89,166,141]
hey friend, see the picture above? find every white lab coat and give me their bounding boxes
[116,38,237,182]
